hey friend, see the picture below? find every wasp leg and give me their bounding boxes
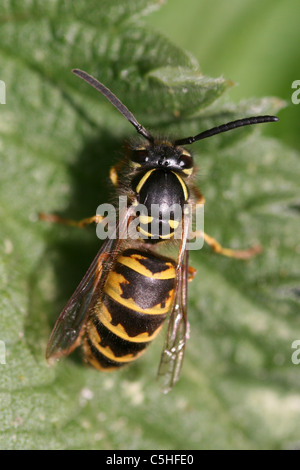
[202,232,262,259]
[188,266,197,281]
[191,189,261,260]
[39,212,105,228]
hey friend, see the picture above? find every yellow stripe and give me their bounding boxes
[98,303,163,342]
[172,171,189,201]
[136,168,156,194]
[83,339,117,371]
[138,225,175,240]
[88,323,144,363]
[139,215,153,224]
[137,226,153,238]
[159,231,175,239]
[118,253,176,280]
[168,219,179,229]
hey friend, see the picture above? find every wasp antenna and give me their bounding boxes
[72,69,154,142]
[174,115,279,146]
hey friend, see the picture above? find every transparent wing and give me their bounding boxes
[157,248,190,394]
[46,207,132,360]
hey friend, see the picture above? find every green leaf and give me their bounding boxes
[1,0,300,450]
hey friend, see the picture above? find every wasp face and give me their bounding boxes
[130,142,194,176]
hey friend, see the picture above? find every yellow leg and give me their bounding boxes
[39,212,105,228]
[188,265,197,282]
[202,232,262,259]
[191,191,261,260]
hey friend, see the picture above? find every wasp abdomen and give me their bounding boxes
[83,249,176,370]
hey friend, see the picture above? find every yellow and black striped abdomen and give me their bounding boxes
[83,249,176,370]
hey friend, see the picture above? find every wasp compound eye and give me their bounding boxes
[178,153,193,170]
[132,148,149,164]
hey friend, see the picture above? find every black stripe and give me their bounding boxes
[93,318,149,357]
[103,295,167,338]
[86,338,124,369]
[114,263,174,310]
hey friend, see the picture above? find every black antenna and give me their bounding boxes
[72,69,154,142]
[174,115,279,146]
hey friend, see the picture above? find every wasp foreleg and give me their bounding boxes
[39,212,105,228]
[202,232,262,259]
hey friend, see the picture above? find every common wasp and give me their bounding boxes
[45,69,278,393]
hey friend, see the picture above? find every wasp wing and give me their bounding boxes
[46,208,132,360]
[157,249,190,394]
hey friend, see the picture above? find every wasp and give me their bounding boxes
[44,68,278,393]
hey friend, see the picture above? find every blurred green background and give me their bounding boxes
[147,0,300,150]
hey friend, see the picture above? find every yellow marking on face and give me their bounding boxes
[136,168,156,194]
[181,149,191,156]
